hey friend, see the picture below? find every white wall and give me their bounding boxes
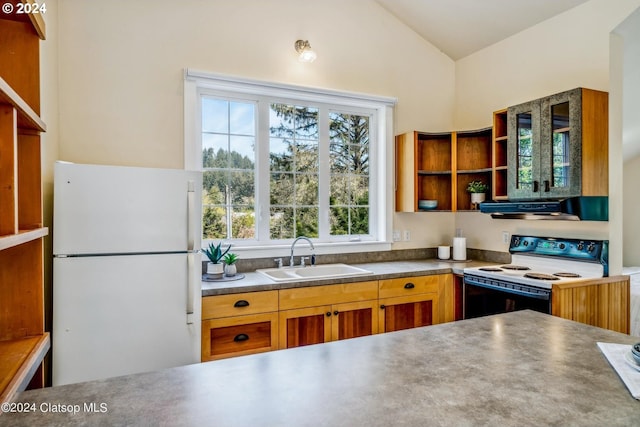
[624,156,640,265]
[54,0,457,250]
[452,0,640,258]
[618,7,640,267]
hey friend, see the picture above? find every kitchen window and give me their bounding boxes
[184,70,395,254]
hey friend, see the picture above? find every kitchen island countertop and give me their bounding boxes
[202,259,492,296]
[2,310,638,426]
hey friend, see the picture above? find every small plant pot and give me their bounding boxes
[224,263,237,277]
[470,192,485,209]
[207,262,224,278]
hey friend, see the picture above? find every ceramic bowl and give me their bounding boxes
[418,199,438,210]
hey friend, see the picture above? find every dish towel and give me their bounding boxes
[597,342,640,400]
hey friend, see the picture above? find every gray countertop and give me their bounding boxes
[3,311,639,426]
[202,259,491,296]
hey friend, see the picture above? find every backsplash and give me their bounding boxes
[202,248,510,274]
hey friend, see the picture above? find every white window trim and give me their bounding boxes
[184,69,396,258]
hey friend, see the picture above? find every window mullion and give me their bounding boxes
[256,98,271,243]
[318,108,330,240]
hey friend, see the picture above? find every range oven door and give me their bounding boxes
[463,274,552,319]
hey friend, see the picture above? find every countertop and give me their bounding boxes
[202,259,491,296]
[2,311,638,426]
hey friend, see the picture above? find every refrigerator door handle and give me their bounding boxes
[187,180,196,252]
[187,252,196,324]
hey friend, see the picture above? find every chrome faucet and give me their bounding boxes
[290,236,315,267]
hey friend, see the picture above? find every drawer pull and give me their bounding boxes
[234,300,250,308]
[404,283,415,289]
[234,333,249,342]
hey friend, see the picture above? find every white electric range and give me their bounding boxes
[462,235,608,317]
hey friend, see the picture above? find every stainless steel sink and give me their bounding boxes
[256,263,373,282]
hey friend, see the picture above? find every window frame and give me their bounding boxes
[184,69,396,258]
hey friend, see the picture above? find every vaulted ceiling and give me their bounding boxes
[375,0,589,60]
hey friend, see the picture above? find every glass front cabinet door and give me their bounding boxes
[507,88,582,200]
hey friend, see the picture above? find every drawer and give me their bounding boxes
[202,290,279,320]
[201,312,279,361]
[279,281,378,310]
[378,275,441,299]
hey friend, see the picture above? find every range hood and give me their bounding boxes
[479,196,608,221]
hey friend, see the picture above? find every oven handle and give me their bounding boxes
[463,275,551,300]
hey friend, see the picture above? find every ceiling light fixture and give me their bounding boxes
[294,40,317,63]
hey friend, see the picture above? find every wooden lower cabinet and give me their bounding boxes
[279,300,379,349]
[378,274,453,330]
[379,293,438,333]
[278,281,379,349]
[201,290,279,361]
[280,306,331,348]
[552,275,630,334]
[202,275,455,360]
[201,313,279,361]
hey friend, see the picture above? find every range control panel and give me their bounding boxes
[509,235,607,263]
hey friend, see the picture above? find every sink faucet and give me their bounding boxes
[290,236,315,267]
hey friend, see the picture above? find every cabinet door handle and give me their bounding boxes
[333,310,339,316]
[404,283,415,289]
[533,181,539,193]
[544,180,550,192]
[380,304,386,310]
[234,333,249,342]
[234,300,250,308]
[326,312,332,317]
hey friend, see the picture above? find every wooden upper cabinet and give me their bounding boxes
[506,88,608,200]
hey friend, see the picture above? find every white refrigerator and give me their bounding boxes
[52,162,202,386]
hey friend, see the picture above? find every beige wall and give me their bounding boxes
[53,0,457,250]
[40,0,59,334]
[55,0,456,167]
[452,0,640,260]
[46,0,640,257]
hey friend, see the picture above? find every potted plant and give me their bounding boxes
[466,180,489,207]
[202,242,231,278]
[223,252,239,277]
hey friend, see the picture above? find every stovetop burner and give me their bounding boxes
[500,265,531,271]
[524,272,560,281]
[479,267,503,272]
[553,272,582,278]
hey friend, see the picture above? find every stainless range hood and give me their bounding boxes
[479,196,608,221]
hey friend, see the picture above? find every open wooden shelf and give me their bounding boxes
[492,110,509,200]
[396,128,493,212]
[0,77,46,131]
[1,9,48,404]
[0,227,47,251]
[0,333,49,405]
